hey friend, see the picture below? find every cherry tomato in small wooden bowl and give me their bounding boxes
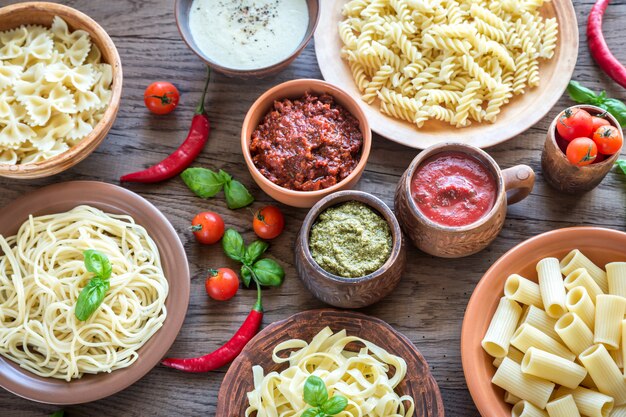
[144,81,180,115]
[192,211,224,245]
[591,115,611,132]
[557,108,593,141]
[593,125,623,155]
[566,137,598,167]
[253,206,285,240]
[205,268,239,301]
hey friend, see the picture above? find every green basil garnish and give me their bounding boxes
[75,250,112,321]
[303,376,348,417]
[181,167,254,209]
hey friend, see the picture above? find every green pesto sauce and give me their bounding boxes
[309,201,392,278]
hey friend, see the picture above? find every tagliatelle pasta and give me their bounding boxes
[338,0,558,128]
[0,16,112,164]
[245,327,415,417]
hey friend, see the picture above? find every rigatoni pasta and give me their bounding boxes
[594,295,625,350]
[545,394,581,417]
[482,296,523,358]
[482,250,626,416]
[607,263,626,298]
[560,250,608,292]
[537,258,567,318]
[521,347,587,389]
[492,357,555,409]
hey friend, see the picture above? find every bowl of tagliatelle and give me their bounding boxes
[0,181,189,405]
[0,2,122,179]
[216,309,445,417]
[462,227,626,417]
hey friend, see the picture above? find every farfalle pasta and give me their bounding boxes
[0,16,112,164]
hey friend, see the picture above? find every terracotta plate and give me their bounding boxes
[314,0,578,149]
[461,227,626,416]
[0,181,190,404]
[216,309,444,416]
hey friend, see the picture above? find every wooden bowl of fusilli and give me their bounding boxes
[0,2,122,179]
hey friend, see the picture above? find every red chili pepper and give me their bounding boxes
[588,0,626,88]
[120,68,212,183]
[161,284,263,372]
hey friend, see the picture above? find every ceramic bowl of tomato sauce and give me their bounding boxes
[542,104,623,194]
[394,143,535,258]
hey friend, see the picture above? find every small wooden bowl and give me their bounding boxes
[216,309,444,417]
[294,190,406,308]
[395,143,535,258]
[175,0,319,78]
[541,104,623,194]
[241,79,372,208]
[0,2,122,179]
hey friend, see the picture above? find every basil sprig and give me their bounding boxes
[221,229,284,288]
[567,81,626,127]
[181,167,254,209]
[75,250,112,321]
[302,376,348,417]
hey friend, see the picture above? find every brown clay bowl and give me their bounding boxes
[216,309,444,416]
[0,181,189,405]
[294,190,406,308]
[241,79,372,208]
[175,0,319,78]
[542,104,623,193]
[0,2,123,179]
[394,143,535,258]
[461,227,626,417]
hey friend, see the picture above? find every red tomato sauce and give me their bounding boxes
[250,92,363,192]
[410,152,497,227]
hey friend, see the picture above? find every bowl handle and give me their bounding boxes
[502,165,535,205]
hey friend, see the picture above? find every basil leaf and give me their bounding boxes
[222,229,245,261]
[218,169,232,183]
[252,258,285,287]
[304,376,329,407]
[244,241,269,265]
[301,409,320,417]
[321,396,348,415]
[616,160,626,176]
[241,265,253,287]
[223,179,254,209]
[601,98,626,127]
[75,278,109,321]
[83,249,111,279]
[181,168,225,198]
[567,81,598,104]
[50,412,65,417]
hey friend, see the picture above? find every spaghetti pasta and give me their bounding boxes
[0,205,168,381]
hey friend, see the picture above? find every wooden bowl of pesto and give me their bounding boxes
[295,190,406,308]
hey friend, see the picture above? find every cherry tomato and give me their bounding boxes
[191,211,224,245]
[556,108,593,142]
[253,206,285,240]
[144,81,180,115]
[591,115,611,132]
[566,137,598,167]
[205,268,239,301]
[592,125,623,155]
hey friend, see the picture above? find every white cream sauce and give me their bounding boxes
[188,0,309,70]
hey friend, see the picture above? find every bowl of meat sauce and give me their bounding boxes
[394,143,536,258]
[242,79,371,208]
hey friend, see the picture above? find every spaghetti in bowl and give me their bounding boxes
[0,181,189,404]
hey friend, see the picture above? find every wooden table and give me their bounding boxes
[1,0,625,415]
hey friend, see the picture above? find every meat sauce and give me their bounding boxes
[411,152,497,227]
[250,92,363,192]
